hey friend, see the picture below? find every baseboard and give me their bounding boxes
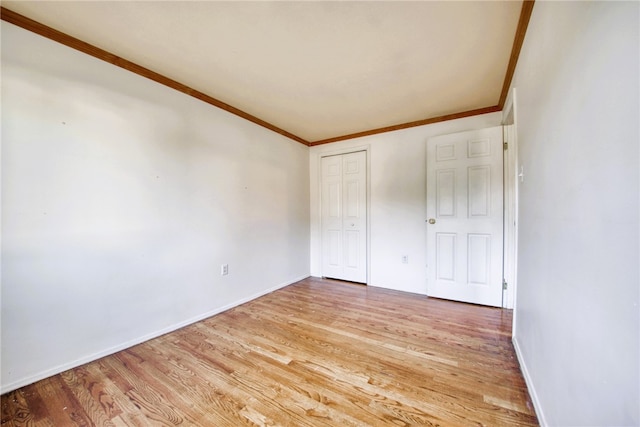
[512,335,548,426]
[1,275,309,394]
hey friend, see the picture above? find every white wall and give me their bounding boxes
[1,22,310,393]
[310,112,502,294]
[509,2,639,426]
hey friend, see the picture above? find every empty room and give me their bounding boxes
[1,1,638,426]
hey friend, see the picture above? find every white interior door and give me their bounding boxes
[426,127,503,307]
[321,151,367,283]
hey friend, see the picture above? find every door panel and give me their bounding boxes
[345,230,360,268]
[468,166,490,217]
[436,233,456,282]
[327,230,341,267]
[322,151,367,283]
[426,127,503,307]
[322,156,343,279]
[346,181,360,218]
[436,169,456,217]
[328,182,341,218]
[467,233,490,285]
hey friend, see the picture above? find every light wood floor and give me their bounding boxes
[2,277,538,426]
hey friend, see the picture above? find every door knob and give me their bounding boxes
[428,218,436,224]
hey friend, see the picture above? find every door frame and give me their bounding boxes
[316,145,371,284]
[502,88,519,312]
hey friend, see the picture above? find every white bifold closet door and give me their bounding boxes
[321,151,367,283]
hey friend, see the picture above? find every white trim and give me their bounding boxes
[317,145,371,284]
[501,88,519,312]
[513,336,548,426]
[501,124,507,308]
[503,88,515,125]
[0,274,309,394]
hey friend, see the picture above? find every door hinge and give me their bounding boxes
[503,142,508,150]
[503,279,508,290]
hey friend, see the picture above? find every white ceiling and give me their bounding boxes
[3,1,523,143]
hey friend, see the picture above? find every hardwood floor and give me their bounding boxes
[1,277,538,426]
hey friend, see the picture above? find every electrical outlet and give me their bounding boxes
[402,255,408,264]
[221,264,229,276]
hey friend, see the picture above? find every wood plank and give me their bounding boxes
[222,310,530,426]
[1,277,538,426]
